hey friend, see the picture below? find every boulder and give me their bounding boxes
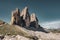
[0,20,5,26]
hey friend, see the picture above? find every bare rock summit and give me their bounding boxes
[10,7,47,32]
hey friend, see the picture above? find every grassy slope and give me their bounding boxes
[0,20,38,40]
[0,23,34,39]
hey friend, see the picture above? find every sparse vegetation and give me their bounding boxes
[0,20,38,40]
[0,24,35,39]
[48,29,60,33]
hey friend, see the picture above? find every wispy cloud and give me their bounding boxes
[40,20,60,29]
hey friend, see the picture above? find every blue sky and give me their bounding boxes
[0,0,60,28]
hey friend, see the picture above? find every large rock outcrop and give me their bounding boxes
[10,7,47,32]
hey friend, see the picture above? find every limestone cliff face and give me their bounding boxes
[10,8,21,26]
[20,7,29,19]
[10,7,44,31]
[20,7,30,27]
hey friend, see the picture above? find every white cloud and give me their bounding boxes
[40,20,60,29]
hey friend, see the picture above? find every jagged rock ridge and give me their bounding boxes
[10,7,47,32]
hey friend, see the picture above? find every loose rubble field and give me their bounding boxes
[0,31,60,40]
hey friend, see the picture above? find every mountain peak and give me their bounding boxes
[16,8,19,11]
[20,6,29,20]
[24,6,28,10]
[10,7,47,32]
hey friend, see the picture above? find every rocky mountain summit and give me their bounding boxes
[10,7,47,32]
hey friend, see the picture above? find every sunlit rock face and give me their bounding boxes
[30,13,37,22]
[20,7,30,27]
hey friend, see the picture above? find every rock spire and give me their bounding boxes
[10,7,46,32]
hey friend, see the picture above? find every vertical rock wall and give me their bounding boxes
[10,7,43,30]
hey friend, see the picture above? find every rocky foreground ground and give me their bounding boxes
[0,24,60,40]
[0,31,60,40]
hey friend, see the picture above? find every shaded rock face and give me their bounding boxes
[10,7,30,27]
[10,7,47,32]
[30,13,39,29]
